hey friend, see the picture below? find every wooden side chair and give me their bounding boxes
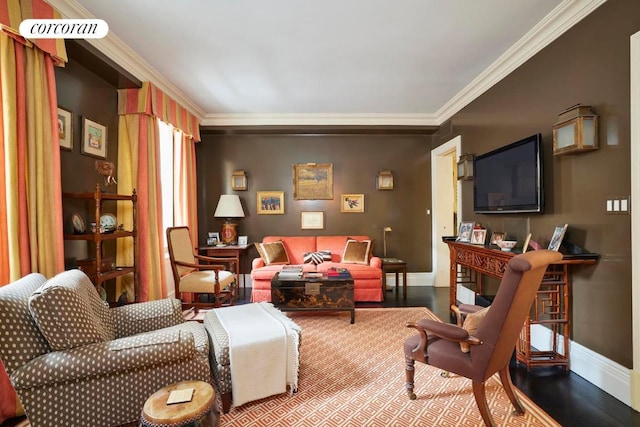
[403,250,563,427]
[167,226,237,310]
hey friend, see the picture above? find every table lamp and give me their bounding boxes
[383,226,392,258]
[214,195,245,244]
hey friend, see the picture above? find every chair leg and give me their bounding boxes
[472,380,495,427]
[404,354,417,400]
[498,366,525,415]
[221,392,232,414]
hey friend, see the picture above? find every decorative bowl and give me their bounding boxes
[496,240,517,251]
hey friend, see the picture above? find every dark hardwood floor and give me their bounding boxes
[237,284,640,427]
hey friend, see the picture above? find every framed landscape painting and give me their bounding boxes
[293,163,333,200]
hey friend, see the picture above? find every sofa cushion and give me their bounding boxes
[342,238,372,265]
[28,270,114,351]
[460,306,490,353]
[263,236,317,265]
[303,250,332,265]
[255,241,290,265]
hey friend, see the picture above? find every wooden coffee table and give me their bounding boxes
[271,271,355,323]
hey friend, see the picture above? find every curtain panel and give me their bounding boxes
[0,1,68,423]
[117,82,201,302]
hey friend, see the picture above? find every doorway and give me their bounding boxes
[431,136,462,287]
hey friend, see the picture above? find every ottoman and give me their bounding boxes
[204,302,301,413]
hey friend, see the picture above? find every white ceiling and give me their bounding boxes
[49,0,605,126]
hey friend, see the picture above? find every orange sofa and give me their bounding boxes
[250,236,383,302]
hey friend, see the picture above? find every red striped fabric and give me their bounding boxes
[118,82,201,141]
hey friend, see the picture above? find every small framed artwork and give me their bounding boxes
[340,194,364,213]
[257,191,285,214]
[293,163,333,200]
[57,107,73,150]
[548,224,568,251]
[301,211,324,230]
[490,232,506,245]
[238,235,248,246]
[456,222,475,242]
[81,117,107,159]
[470,229,487,245]
[231,170,247,191]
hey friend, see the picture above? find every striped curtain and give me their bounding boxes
[0,1,67,422]
[117,82,200,302]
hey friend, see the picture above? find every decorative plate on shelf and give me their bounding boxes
[72,213,85,234]
[100,213,117,233]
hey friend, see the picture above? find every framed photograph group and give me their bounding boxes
[57,107,73,150]
[293,163,333,200]
[81,117,107,159]
[257,191,284,214]
[340,194,364,213]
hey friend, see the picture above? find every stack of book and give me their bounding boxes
[278,265,303,279]
[327,267,350,278]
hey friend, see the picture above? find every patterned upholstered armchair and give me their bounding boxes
[0,270,212,427]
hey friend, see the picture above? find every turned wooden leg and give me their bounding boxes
[405,354,417,400]
[472,380,495,427]
[499,366,525,415]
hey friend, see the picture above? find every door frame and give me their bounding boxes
[431,135,462,286]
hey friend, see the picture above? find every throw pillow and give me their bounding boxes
[341,238,372,265]
[303,250,332,265]
[460,306,490,353]
[29,278,109,351]
[255,241,290,265]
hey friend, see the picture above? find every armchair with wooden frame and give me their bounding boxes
[167,226,237,310]
[403,250,562,427]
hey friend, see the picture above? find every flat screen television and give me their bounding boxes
[473,133,543,214]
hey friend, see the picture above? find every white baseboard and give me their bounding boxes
[529,324,631,406]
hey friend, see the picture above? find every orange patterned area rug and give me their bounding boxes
[221,307,560,427]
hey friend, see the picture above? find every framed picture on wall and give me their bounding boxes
[340,194,364,213]
[257,191,284,214]
[301,211,324,230]
[57,107,73,150]
[293,163,333,200]
[81,117,107,159]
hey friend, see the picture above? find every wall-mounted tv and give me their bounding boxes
[473,133,543,214]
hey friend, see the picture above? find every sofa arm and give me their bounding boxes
[11,329,196,390]
[252,257,265,269]
[369,256,382,269]
[111,298,184,338]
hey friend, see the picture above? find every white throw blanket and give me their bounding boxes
[214,302,300,407]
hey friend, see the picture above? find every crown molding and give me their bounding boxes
[48,0,605,127]
[200,113,439,127]
[47,0,207,120]
[436,0,607,124]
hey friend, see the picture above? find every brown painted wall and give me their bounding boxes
[434,0,637,367]
[55,57,120,298]
[196,133,433,271]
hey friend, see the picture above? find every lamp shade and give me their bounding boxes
[214,195,245,218]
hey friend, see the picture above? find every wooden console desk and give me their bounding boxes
[444,239,598,371]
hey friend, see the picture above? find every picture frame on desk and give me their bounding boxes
[456,222,474,242]
[548,224,568,251]
[490,232,506,245]
[238,235,248,246]
[470,229,487,245]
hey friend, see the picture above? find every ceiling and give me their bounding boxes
[49,0,604,127]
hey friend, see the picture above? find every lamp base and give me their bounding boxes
[221,221,238,245]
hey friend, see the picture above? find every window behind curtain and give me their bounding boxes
[158,119,174,237]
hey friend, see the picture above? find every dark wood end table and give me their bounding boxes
[381,258,407,300]
[199,244,252,292]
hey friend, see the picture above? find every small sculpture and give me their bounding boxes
[95,160,118,186]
